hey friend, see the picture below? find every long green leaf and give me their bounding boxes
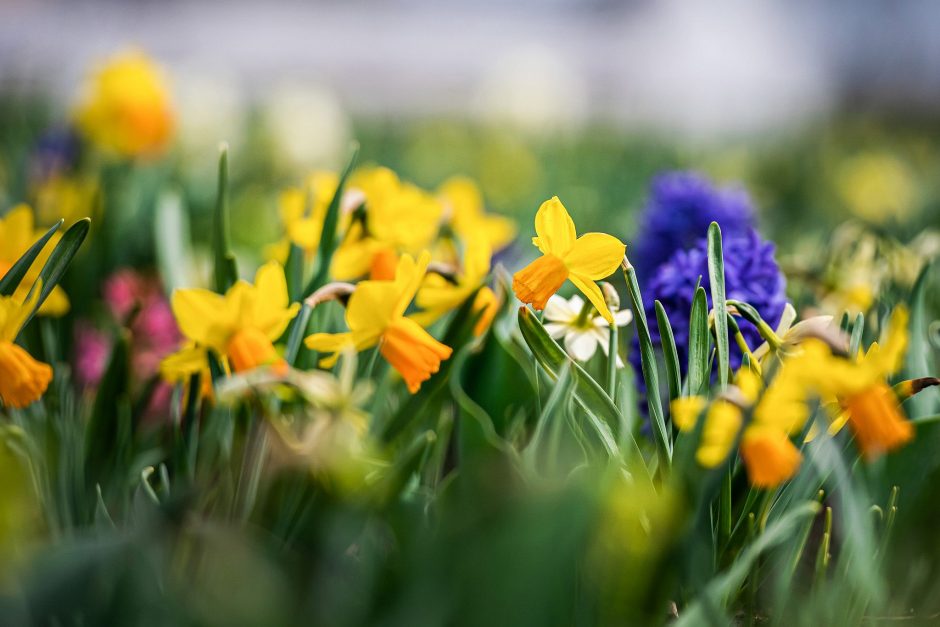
[688,286,710,396]
[907,262,935,418]
[517,307,625,462]
[654,300,681,402]
[0,219,62,296]
[622,264,671,466]
[304,143,360,298]
[707,222,729,388]
[212,145,238,293]
[24,218,89,326]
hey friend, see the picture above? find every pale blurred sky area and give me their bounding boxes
[2,0,940,139]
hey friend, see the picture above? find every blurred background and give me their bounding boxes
[2,0,940,258]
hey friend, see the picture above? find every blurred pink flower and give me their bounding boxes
[74,322,111,388]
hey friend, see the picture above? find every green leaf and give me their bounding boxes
[85,333,131,496]
[153,190,192,295]
[372,430,436,508]
[303,143,360,298]
[0,219,62,297]
[906,262,935,418]
[517,307,628,462]
[707,222,729,388]
[654,300,681,402]
[849,312,864,359]
[212,145,238,293]
[23,218,89,326]
[622,263,671,466]
[688,286,710,396]
[674,501,821,627]
[285,243,304,303]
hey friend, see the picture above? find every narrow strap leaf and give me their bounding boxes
[654,300,681,402]
[623,262,671,466]
[23,218,90,327]
[212,145,238,293]
[0,219,62,297]
[304,143,360,298]
[707,222,729,388]
[688,286,710,396]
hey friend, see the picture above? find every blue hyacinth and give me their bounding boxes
[630,171,755,286]
[628,172,787,406]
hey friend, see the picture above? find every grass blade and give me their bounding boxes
[212,145,238,293]
[24,218,89,325]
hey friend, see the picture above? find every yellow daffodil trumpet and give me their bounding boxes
[513,197,625,323]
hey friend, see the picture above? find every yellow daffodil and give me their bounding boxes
[415,235,499,336]
[0,288,52,409]
[331,167,442,280]
[267,172,339,263]
[0,205,69,316]
[438,176,516,251]
[74,50,175,158]
[169,262,299,374]
[513,197,625,323]
[813,306,912,458]
[305,252,453,393]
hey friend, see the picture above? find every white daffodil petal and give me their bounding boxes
[544,322,569,339]
[565,330,599,362]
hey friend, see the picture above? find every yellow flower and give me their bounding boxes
[415,235,497,336]
[74,50,175,158]
[0,205,69,316]
[739,426,803,489]
[438,176,516,251]
[169,262,299,373]
[331,167,442,280]
[835,153,916,224]
[0,288,52,409]
[32,176,98,227]
[305,252,453,393]
[267,172,339,263]
[512,197,625,323]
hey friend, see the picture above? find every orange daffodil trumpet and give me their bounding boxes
[166,262,299,375]
[513,197,625,324]
[0,288,52,409]
[305,252,453,393]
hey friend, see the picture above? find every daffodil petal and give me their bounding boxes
[172,288,230,350]
[562,233,625,280]
[534,197,576,256]
[568,273,614,324]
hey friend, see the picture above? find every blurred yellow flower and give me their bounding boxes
[0,205,69,316]
[74,50,175,158]
[835,153,916,224]
[32,176,97,227]
[169,262,299,374]
[306,252,453,393]
[267,172,339,263]
[415,235,497,336]
[513,197,625,323]
[438,177,516,251]
[331,167,442,280]
[0,288,52,409]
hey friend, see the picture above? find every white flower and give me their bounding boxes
[543,294,632,365]
[752,303,842,362]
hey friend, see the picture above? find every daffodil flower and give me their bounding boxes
[415,235,499,337]
[0,205,69,316]
[0,288,52,409]
[169,261,300,374]
[74,50,175,158]
[305,252,453,393]
[512,197,625,323]
[438,176,516,251]
[331,167,443,281]
[542,294,632,364]
[267,172,339,263]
